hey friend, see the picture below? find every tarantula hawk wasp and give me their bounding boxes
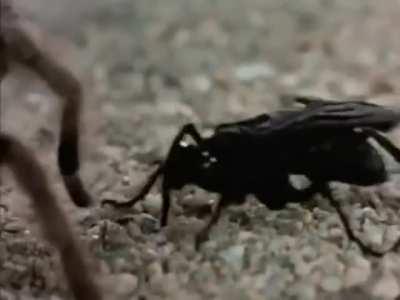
[103,96,400,255]
[1,0,91,207]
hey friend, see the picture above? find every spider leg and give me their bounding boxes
[3,16,91,207]
[0,134,101,299]
[195,195,224,250]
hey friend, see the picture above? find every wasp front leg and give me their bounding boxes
[195,195,224,250]
[101,164,164,209]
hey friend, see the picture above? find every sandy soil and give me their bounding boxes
[1,1,400,299]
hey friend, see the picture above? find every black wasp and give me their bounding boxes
[104,96,400,254]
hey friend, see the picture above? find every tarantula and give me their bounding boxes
[0,135,101,299]
[1,0,91,207]
[1,2,101,298]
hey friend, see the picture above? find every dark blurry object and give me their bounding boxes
[103,95,400,255]
[0,0,91,207]
[0,134,102,299]
[369,74,396,96]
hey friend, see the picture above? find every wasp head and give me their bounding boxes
[163,139,218,190]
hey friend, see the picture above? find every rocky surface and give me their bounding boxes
[1,0,400,299]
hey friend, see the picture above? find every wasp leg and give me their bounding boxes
[195,196,224,250]
[160,181,172,227]
[319,183,391,257]
[362,128,400,162]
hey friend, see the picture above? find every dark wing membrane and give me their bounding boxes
[284,94,376,108]
[281,94,341,107]
[248,101,400,136]
[214,113,271,134]
[205,114,272,153]
[292,95,375,107]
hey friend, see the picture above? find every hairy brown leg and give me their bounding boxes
[0,134,101,299]
[1,3,91,206]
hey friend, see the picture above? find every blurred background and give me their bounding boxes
[1,0,400,299]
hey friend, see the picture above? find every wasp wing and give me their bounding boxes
[249,100,400,136]
[208,99,400,154]
[214,113,271,134]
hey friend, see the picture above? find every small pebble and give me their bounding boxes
[344,256,371,287]
[320,276,343,292]
[142,194,162,216]
[219,245,245,272]
[371,272,400,299]
[103,272,138,296]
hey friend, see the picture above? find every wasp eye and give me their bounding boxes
[201,155,218,169]
[202,151,210,157]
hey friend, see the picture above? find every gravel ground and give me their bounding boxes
[1,1,400,299]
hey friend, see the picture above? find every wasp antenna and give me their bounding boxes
[131,164,164,203]
[101,164,164,208]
